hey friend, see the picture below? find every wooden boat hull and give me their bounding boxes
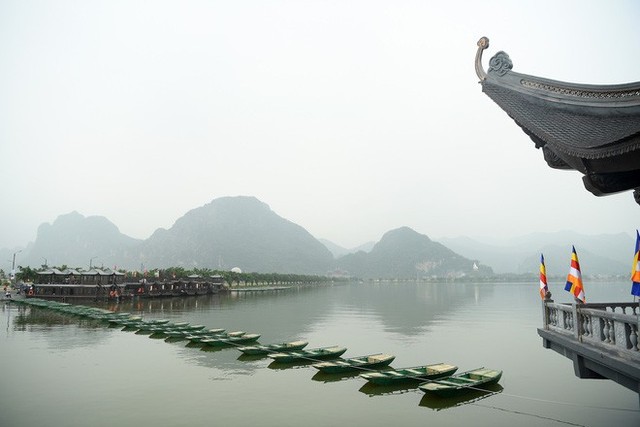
[419,368,502,398]
[360,363,458,385]
[186,330,243,343]
[313,353,395,374]
[267,346,347,363]
[201,333,261,347]
[237,340,309,355]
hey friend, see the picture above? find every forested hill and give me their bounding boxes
[137,196,333,274]
[333,226,492,279]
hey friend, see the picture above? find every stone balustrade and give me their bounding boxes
[539,300,640,398]
[543,301,640,355]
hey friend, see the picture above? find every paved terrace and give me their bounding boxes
[538,300,640,401]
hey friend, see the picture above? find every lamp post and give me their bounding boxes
[11,250,22,284]
[89,257,98,270]
[42,257,48,268]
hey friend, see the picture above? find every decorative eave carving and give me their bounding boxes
[475,36,489,81]
[476,36,640,205]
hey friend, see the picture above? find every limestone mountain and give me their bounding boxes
[7,198,632,277]
[334,226,492,279]
[137,196,333,274]
[20,211,142,270]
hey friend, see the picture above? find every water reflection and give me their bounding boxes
[418,383,504,411]
[10,305,110,350]
[98,282,497,346]
[359,381,423,397]
[3,282,639,427]
[311,370,361,383]
[98,293,224,316]
[6,282,499,376]
[267,360,316,370]
[308,282,496,336]
[236,353,267,362]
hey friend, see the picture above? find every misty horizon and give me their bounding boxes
[2,1,638,250]
[2,196,636,253]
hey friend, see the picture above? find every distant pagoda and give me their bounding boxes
[475,36,640,205]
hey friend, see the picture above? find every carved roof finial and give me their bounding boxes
[475,36,490,81]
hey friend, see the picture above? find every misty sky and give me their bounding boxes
[1,0,639,250]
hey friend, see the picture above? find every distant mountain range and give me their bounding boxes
[1,196,635,279]
[439,233,634,277]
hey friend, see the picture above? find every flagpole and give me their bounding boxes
[632,230,640,323]
[539,253,552,330]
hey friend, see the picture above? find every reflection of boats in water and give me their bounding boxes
[419,383,503,411]
[359,381,423,397]
[267,359,317,370]
[311,370,361,383]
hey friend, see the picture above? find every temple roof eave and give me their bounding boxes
[475,36,640,202]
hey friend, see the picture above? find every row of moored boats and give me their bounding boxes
[13,298,502,398]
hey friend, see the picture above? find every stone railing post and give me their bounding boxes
[542,296,553,329]
[573,303,581,341]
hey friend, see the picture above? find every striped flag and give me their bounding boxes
[564,246,585,303]
[631,230,640,297]
[539,253,548,300]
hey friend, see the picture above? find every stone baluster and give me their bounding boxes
[598,317,608,341]
[608,319,616,344]
[569,312,574,331]
[583,314,591,338]
[603,319,611,343]
[630,323,639,351]
[542,302,550,329]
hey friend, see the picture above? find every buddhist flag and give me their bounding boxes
[539,254,548,299]
[631,230,640,297]
[564,246,585,303]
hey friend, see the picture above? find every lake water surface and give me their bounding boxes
[1,281,638,427]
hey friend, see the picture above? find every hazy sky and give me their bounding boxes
[1,0,639,250]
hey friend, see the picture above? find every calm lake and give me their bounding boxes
[1,280,638,427]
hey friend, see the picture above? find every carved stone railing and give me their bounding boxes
[543,301,640,355]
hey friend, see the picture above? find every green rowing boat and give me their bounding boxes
[201,333,261,347]
[313,353,395,374]
[267,346,347,363]
[360,363,458,385]
[418,367,502,398]
[237,340,309,355]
